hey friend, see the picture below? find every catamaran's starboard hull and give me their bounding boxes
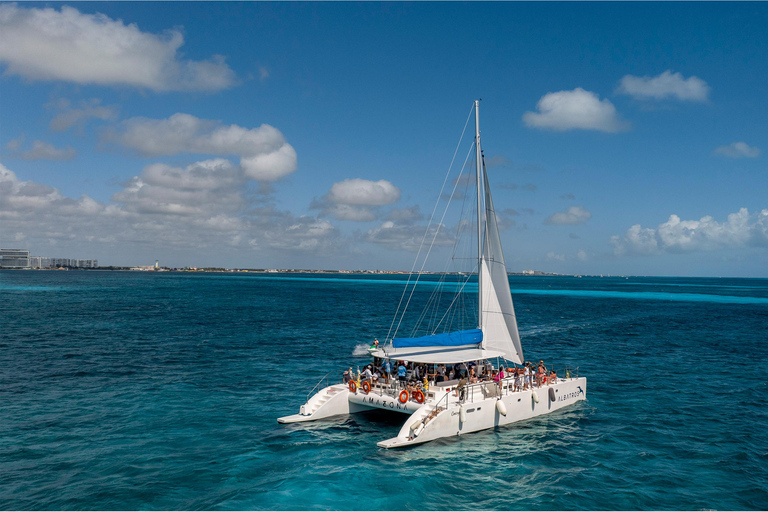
[377,377,586,448]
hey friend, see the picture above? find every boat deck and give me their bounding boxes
[353,373,579,407]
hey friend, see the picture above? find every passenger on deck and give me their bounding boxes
[456,375,467,401]
[523,363,531,390]
[469,367,478,384]
[548,370,557,384]
[514,368,522,392]
[362,365,373,382]
[427,366,437,384]
[397,362,407,385]
[536,361,546,387]
[343,370,351,383]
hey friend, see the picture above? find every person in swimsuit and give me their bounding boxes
[536,361,545,387]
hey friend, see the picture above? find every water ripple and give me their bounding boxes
[1,271,767,509]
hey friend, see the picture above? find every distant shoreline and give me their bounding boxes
[0,267,623,278]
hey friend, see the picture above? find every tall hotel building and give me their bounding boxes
[0,249,30,269]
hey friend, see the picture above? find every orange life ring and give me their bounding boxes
[413,389,424,404]
[399,390,409,403]
[362,381,371,394]
[349,381,357,392]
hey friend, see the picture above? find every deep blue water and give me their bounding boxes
[1,271,767,510]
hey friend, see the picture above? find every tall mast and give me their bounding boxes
[475,100,483,331]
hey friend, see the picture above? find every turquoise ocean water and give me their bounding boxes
[1,271,767,510]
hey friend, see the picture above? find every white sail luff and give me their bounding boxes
[479,159,524,364]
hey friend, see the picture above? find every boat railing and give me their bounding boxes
[459,380,501,404]
[427,390,449,419]
[351,364,580,405]
[307,371,335,402]
[455,366,581,404]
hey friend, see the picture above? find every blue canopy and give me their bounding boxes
[393,328,483,348]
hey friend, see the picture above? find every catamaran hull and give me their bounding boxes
[278,377,587,448]
[377,377,587,448]
[277,384,375,423]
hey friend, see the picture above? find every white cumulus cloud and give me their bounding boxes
[112,159,245,216]
[0,4,236,92]
[713,142,761,159]
[611,208,768,256]
[240,144,298,181]
[326,179,401,206]
[106,113,298,182]
[523,88,629,133]
[0,163,113,220]
[314,178,401,222]
[616,70,710,102]
[545,206,592,225]
[0,161,340,258]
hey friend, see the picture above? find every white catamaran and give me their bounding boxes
[278,101,587,448]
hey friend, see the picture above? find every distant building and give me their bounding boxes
[0,249,30,269]
[70,259,99,268]
[29,256,49,269]
[51,258,70,268]
[12,253,98,269]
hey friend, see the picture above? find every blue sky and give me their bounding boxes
[1,2,766,276]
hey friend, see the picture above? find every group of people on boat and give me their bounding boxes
[342,355,558,397]
[507,360,559,391]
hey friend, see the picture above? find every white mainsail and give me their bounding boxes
[382,100,524,365]
[479,151,524,364]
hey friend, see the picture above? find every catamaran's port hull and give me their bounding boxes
[278,377,587,448]
[277,384,374,423]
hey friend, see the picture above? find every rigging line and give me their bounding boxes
[385,103,475,343]
[449,161,473,261]
[392,138,476,341]
[393,137,475,339]
[432,262,477,334]
[413,273,446,336]
[429,197,470,335]
[423,242,463,336]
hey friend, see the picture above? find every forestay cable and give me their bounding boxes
[385,104,475,344]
